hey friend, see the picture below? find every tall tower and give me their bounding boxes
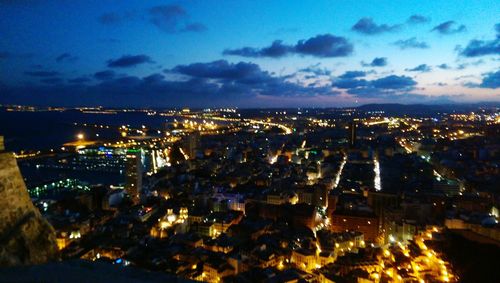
[348,121,357,148]
[125,149,142,204]
[185,132,200,160]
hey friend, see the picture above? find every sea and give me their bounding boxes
[0,109,174,152]
[0,109,175,187]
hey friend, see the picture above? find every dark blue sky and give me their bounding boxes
[0,0,499,107]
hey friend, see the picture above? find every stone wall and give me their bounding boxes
[0,151,59,266]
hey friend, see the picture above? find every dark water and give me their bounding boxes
[0,110,173,152]
[0,110,175,186]
[19,162,124,187]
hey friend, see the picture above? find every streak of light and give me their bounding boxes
[333,153,347,189]
[374,154,382,191]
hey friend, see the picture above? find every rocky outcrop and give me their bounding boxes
[0,150,58,266]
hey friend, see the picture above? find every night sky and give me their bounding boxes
[0,0,499,108]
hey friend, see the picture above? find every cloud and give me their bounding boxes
[172,61,338,96]
[393,37,429,49]
[332,78,368,89]
[407,14,430,24]
[454,75,476,81]
[463,70,499,89]
[405,64,432,72]
[459,35,499,57]
[371,75,417,89]
[361,57,387,67]
[478,70,500,88]
[456,59,484,70]
[142,73,165,84]
[172,60,270,81]
[298,63,331,76]
[351,18,400,35]
[107,55,153,68]
[1,60,340,107]
[170,60,337,97]
[149,5,206,33]
[94,70,116,80]
[338,71,367,79]
[295,34,353,57]
[98,5,206,33]
[224,40,291,58]
[56,53,78,63]
[332,74,417,98]
[431,21,466,34]
[149,5,185,32]
[24,71,59,77]
[223,34,353,58]
[462,81,479,88]
[437,63,451,70]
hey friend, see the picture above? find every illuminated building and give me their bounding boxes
[184,132,200,159]
[202,260,235,283]
[317,230,365,257]
[204,234,236,254]
[291,248,317,271]
[330,210,380,242]
[333,250,382,276]
[125,149,142,204]
[81,247,125,261]
[297,185,328,207]
[150,207,189,238]
[348,121,357,148]
[318,251,336,266]
[267,192,288,205]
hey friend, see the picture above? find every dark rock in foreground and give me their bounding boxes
[0,146,59,266]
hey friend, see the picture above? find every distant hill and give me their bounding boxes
[356,103,499,115]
